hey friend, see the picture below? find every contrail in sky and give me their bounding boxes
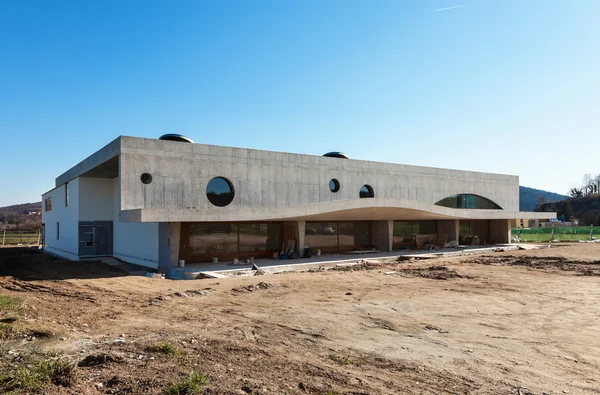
[434,5,465,12]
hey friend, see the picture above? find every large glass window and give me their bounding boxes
[305,223,338,248]
[392,220,439,249]
[338,222,354,247]
[435,194,502,209]
[419,220,437,234]
[189,223,238,255]
[352,222,371,246]
[459,220,490,244]
[187,222,283,259]
[305,222,371,250]
[239,223,282,252]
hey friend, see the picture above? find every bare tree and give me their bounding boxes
[569,187,584,198]
[535,195,547,211]
[24,214,43,245]
[583,173,594,195]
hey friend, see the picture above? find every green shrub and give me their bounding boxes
[0,295,23,313]
[0,357,77,392]
[164,372,208,395]
[148,342,179,356]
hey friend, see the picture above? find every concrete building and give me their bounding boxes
[41,135,553,270]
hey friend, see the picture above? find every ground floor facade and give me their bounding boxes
[161,218,512,268]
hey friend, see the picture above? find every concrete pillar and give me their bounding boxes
[169,222,181,267]
[158,223,170,271]
[489,219,511,244]
[296,220,305,255]
[371,220,393,252]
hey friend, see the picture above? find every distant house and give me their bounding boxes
[41,135,554,270]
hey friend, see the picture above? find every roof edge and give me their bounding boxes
[55,136,122,187]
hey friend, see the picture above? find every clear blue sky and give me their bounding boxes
[1,0,599,207]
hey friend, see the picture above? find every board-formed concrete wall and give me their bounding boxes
[118,137,519,216]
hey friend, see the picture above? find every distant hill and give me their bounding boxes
[0,202,42,225]
[519,186,566,211]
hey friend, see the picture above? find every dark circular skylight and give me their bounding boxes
[323,152,349,159]
[159,134,195,143]
[206,177,235,207]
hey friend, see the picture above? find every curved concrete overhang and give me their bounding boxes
[119,198,555,223]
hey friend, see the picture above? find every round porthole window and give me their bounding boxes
[359,184,374,198]
[206,177,235,207]
[141,173,153,184]
[329,179,340,193]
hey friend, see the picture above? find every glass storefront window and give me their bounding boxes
[305,223,338,248]
[189,223,238,255]
[305,222,371,249]
[418,220,437,234]
[239,223,282,252]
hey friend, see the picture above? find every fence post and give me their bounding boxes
[20,230,22,245]
[2,229,4,247]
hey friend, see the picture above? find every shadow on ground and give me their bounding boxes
[0,247,128,281]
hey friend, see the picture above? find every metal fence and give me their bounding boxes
[1,229,40,246]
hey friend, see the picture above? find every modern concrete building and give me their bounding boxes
[41,135,553,270]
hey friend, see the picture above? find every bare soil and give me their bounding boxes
[1,244,600,394]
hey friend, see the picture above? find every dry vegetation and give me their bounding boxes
[1,244,600,394]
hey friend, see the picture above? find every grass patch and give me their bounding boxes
[0,357,77,392]
[0,295,23,314]
[147,342,179,356]
[0,322,19,340]
[164,372,208,395]
[330,354,358,366]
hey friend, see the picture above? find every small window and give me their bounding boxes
[360,185,374,198]
[65,182,69,207]
[329,179,340,193]
[56,222,60,240]
[141,173,153,184]
[45,197,52,212]
[206,177,235,207]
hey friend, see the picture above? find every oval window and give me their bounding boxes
[359,184,374,198]
[206,177,235,207]
[141,173,153,184]
[329,179,340,193]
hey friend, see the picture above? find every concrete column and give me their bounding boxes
[296,220,305,255]
[371,220,393,252]
[489,219,511,244]
[169,222,181,267]
[158,223,170,271]
[437,220,459,243]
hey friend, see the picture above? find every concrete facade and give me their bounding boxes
[42,136,555,269]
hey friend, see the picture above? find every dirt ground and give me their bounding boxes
[1,244,600,394]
